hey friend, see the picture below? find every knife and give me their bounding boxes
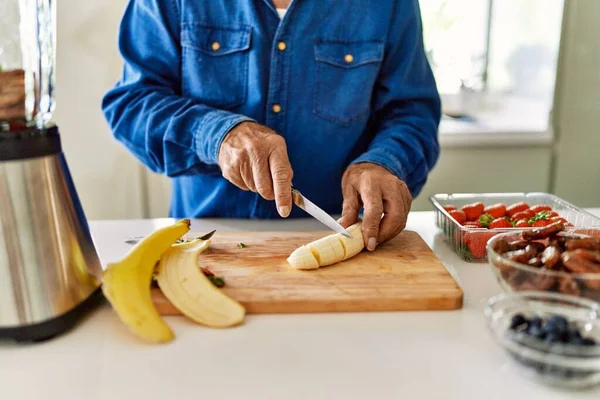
[125,229,216,245]
[291,186,352,238]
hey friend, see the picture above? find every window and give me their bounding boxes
[420,0,564,129]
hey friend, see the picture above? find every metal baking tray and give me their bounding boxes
[429,192,600,262]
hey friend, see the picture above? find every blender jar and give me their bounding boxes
[0,0,56,131]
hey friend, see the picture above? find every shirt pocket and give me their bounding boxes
[181,24,252,110]
[313,40,384,126]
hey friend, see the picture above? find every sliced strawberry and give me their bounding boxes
[461,202,485,221]
[515,219,531,228]
[530,204,552,214]
[484,203,507,219]
[448,209,467,225]
[511,209,535,221]
[506,202,530,217]
[489,218,513,229]
[443,205,457,212]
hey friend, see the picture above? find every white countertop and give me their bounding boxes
[2,210,600,400]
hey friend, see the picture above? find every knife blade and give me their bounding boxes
[124,229,216,245]
[291,187,352,238]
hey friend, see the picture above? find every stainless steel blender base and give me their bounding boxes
[0,126,103,342]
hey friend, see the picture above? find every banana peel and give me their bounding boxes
[155,238,246,328]
[102,219,191,343]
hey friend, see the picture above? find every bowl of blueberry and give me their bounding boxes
[485,291,600,389]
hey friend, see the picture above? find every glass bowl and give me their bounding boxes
[487,230,600,303]
[485,291,600,389]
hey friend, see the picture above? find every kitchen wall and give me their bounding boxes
[54,0,598,220]
[551,0,600,208]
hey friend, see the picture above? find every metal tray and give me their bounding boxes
[429,192,600,262]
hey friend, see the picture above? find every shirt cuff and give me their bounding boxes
[350,150,408,182]
[194,109,255,165]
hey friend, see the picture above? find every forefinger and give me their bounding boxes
[360,186,383,251]
[269,148,293,217]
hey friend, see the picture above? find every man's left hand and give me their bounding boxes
[339,163,411,251]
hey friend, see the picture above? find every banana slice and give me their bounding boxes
[336,222,364,260]
[102,219,191,343]
[286,245,319,270]
[156,238,245,328]
[307,236,345,266]
[287,221,365,269]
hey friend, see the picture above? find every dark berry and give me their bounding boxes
[566,326,582,341]
[510,313,527,330]
[546,315,569,330]
[529,317,542,329]
[582,338,597,346]
[527,325,546,339]
[545,332,562,344]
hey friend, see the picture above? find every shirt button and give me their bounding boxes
[278,41,287,51]
[272,104,282,113]
[344,54,354,63]
[211,42,221,51]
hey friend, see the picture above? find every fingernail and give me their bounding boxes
[367,237,377,251]
[278,206,290,218]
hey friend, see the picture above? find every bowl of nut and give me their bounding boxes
[487,221,600,302]
[485,291,600,389]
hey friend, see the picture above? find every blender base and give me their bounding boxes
[0,288,104,343]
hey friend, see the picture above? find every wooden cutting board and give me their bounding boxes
[151,230,463,314]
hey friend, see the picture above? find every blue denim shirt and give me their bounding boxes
[102,0,441,218]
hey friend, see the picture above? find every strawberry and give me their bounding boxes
[547,211,559,218]
[530,204,552,214]
[464,220,483,228]
[529,210,551,226]
[515,219,531,228]
[484,203,507,219]
[448,209,467,225]
[461,202,485,221]
[479,213,495,228]
[489,218,513,229]
[550,216,568,224]
[443,205,457,212]
[511,209,535,221]
[465,231,494,259]
[507,202,530,217]
[532,220,550,227]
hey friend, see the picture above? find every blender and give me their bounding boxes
[0,0,103,342]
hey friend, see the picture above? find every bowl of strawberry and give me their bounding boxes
[430,193,600,262]
[445,202,572,261]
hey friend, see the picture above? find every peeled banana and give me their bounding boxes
[287,221,364,269]
[156,238,246,328]
[102,219,191,343]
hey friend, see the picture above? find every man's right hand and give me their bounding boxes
[218,122,294,217]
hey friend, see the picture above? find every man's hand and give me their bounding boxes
[339,163,411,251]
[218,122,294,217]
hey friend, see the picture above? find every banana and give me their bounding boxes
[287,221,365,269]
[156,238,246,328]
[286,245,319,270]
[102,219,191,343]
